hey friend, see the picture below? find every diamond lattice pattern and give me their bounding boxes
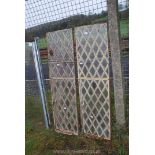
[49,62,75,78]
[51,79,78,134]
[47,29,78,135]
[47,29,74,62]
[75,24,109,78]
[75,23,111,139]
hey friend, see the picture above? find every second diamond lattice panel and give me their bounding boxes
[75,23,111,139]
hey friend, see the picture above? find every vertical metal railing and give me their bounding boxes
[32,38,50,129]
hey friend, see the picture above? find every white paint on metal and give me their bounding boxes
[32,39,50,129]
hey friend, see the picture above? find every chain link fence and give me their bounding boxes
[25,0,129,128]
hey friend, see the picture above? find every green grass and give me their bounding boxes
[92,17,129,38]
[91,16,108,24]
[38,38,47,49]
[25,91,128,155]
[120,19,129,38]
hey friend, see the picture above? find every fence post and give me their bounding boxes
[32,38,50,129]
[107,0,125,126]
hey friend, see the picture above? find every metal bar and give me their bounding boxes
[107,0,125,126]
[35,38,51,126]
[32,39,50,129]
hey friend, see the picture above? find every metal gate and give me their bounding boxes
[47,29,79,135]
[75,23,111,139]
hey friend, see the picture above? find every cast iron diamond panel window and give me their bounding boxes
[75,23,111,139]
[47,29,78,135]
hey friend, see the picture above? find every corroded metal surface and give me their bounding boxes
[47,29,78,135]
[75,23,111,139]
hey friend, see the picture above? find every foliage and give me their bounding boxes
[25,10,129,42]
[37,18,128,49]
[25,91,129,155]
[120,19,129,38]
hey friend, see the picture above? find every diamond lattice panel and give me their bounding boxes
[47,29,78,135]
[49,62,75,78]
[75,23,111,139]
[51,79,78,135]
[47,29,74,62]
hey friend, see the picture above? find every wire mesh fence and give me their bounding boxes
[25,0,108,41]
[119,2,129,127]
[25,0,129,130]
[118,0,129,96]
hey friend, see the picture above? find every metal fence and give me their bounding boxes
[25,0,129,135]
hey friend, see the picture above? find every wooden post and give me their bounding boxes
[107,0,125,126]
